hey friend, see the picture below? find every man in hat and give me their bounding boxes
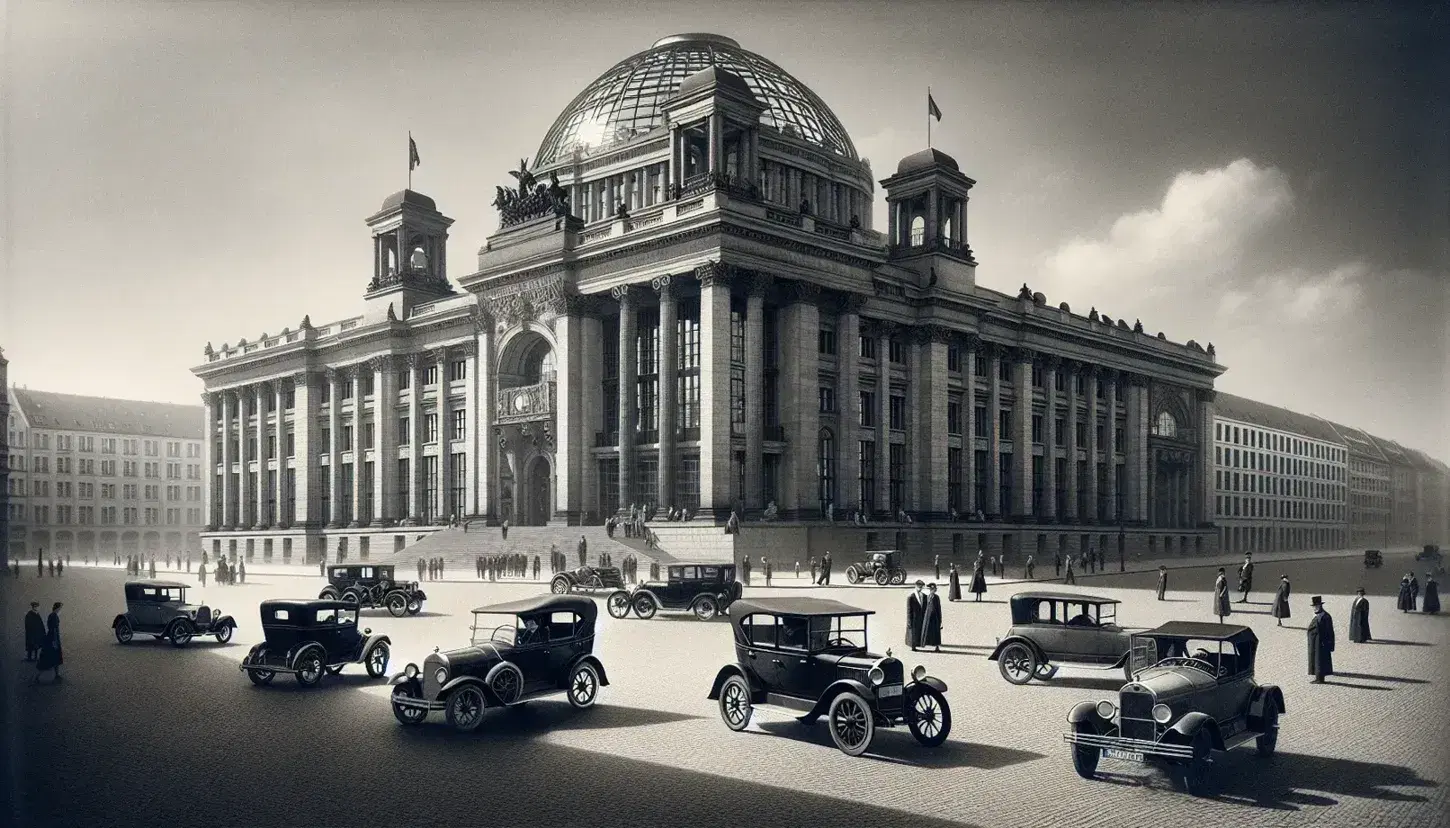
[1348,588,1372,642]
[906,581,925,651]
[921,582,942,652]
[1237,552,1254,603]
[1156,565,1169,601]
[24,601,46,661]
[1213,567,1231,621]
[1307,596,1335,683]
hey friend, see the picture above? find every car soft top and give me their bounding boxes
[125,579,191,589]
[1010,590,1120,605]
[472,594,597,620]
[729,597,872,619]
[1134,621,1256,642]
[260,598,360,613]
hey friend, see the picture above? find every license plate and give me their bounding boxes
[878,684,902,698]
[1104,748,1145,763]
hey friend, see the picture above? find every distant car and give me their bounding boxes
[240,599,392,688]
[318,564,426,616]
[550,565,627,595]
[1416,544,1442,562]
[988,592,1140,685]
[707,597,952,756]
[1364,549,1383,568]
[388,595,608,732]
[844,550,907,586]
[1063,621,1285,795]
[606,563,742,620]
[112,580,238,647]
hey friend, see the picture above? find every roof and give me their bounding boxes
[896,147,960,175]
[1010,591,1120,605]
[1399,445,1438,472]
[729,597,873,618]
[379,189,436,213]
[1321,419,1387,462]
[10,388,203,439]
[472,595,598,619]
[260,598,358,612]
[1213,392,1344,445]
[677,66,758,101]
[126,580,191,589]
[1369,434,1413,466]
[1135,621,1256,641]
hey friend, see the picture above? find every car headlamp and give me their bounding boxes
[404,663,419,679]
[1096,700,1118,719]
[868,666,885,686]
[434,668,448,685]
[1152,704,1173,724]
[912,665,927,682]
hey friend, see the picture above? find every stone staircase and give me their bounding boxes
[383,525,651,572]
[640,523,736,564]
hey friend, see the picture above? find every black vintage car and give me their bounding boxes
[240,599,392,688]
[112,580,238,647]
[844,550,908,586]
[707,597,952,756]
[988,592,1140,685]
[318,564,426,616]
[1063,621,1285,795]
[606,563,742,621]
[388,595,609,733]
[550,565,627,595]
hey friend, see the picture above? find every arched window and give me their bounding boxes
[1153,411,1178,438]
[909,215,925,246]
[818,428,836,513]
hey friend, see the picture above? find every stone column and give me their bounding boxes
[987,345,1003,519]
[236,387,252,528]
[708,112,723,173]
[1196,389,1216,527]
[697,262,734,520]
[554,304,585,524]
[402,356,422,525]
[473,313,496,520]
[323,370,342,527]
[1105,372,1119,523]
[1013,350,1033,518]
[274,382,285,526]
[578,310,604,520]
[875,324,893,518]
[835,296,864,514]
[1064,361,1080,523]
[454,343,478,520]
[1125,375,1149,522]
[963,338,978,515]
[743,275,770,514]
[292,372,316,527]
[203,393,218,529]
[613,285,639,512]
[254,384,269,528]
[371,356,395,526]
[914,327,950,520]
[655,276,679,511]
[1086,365,1100,523]
[782,281,821,519]
[434,348,451,523]
[1043,356,1059,521]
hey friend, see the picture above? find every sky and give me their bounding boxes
[1,0,1446,458]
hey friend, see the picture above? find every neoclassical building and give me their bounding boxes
[194,33,1227,563]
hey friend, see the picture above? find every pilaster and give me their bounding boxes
[1197,388,1216,527]
[404,356,423,525]
[875,323,894,518]
[697,262,734,519]
[743,275,770,514]
[433,348,452,523]
[1105,371,1119,523]
[238,387,254,528]
[1013,350,1033,518]
[987,344,1003,519]
[254,384,268,529]
[1042,355,1060,521]
[325,368,342,527]
[613,285,639,512]
[834,296,864,514]
[782,280,821,519]
[273,382,285,527]
[473,312,496,520]
[555,310,584,523]
[1086,364,1100,523]
[655,276,679,511]
[203,393,218,529]
[963,337,977,514]
[1125,374,1149,522]
[293,372,317,528]
[914,326,951,520]
[1064,360,1080,522]
[371,356,395,526]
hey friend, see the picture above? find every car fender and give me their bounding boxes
[550,574,575,590]
[1249,684,1286,723]
[482,661,525,705]
[910,676,948,694]
[389,675,423,694]
[287,641,326,670]
[987,635,1045,662]
[165,616,196,636]
[211,615,238,631]
[565,654,610,688]
[411,590,427,602]
[243,643,268,666]
[111,613,130,629]
[318,587,339,599]
[1109,650,1132,669]
[805,678,875,720]
[362,633,392,653]
[1168,711,1225,751]
[438,675,487,701]
[632,588,662,605]
[706,664,762,701]
[1066,699,1108,726]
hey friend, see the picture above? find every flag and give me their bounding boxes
[409,134,421,171]
[928,92,942,122]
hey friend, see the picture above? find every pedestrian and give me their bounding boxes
[238,559,246,584]
[1156,565,1168,600]
[809,557,818,582]
[906,582,925,651]
[501,519,510,541]
[1422,574,1440,614]
[1410,573,1421,607]
[763,557,773,587]
[56,558,64,576]
[1271,575,1291,626]
[1024,555,1034,580]
[35,602,63,682]
[969,553,987,601]
[1213,568,1231,621]
[199,561,208,586]
[38,551,45,577]
[24,601,45,661]
[934,555,941,580]
[1307,596,1335,683]
[816,551,832,586]
[533,555,540,580]
[1348,587,1372,642]
[948,562,962,601]
[741,556,752,587]
[1237,553,1254,603]
[149,557,157,579]
[577,535,588,568]
[186,553,192,573]
[922,583,942,652]
[48,559,55,576]
[1054,551,1062,577]
[1397,574,1417,612]
[1063,554,1076,585]
[794,561,800,579]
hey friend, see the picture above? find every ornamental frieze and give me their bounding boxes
[479,275,576,332]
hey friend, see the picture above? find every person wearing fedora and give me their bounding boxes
[1212,568,1232,622]
[1156,565,1168,601]
[24,601,45,661]
[1271,575,1292,626]
[906,581,925,651]
[1307,595,1335,683]
[1348,588,1372,642]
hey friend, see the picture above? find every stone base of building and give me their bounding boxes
[199,526,444,565]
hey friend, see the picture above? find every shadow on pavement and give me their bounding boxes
[1038,675,1126,691]
[753,720,1046,770]
[1209,752,1438,809]
[1371,638,1435,647]
[1319,679,1394,691]
[1332,671,1431,684]
[396,701,708,740]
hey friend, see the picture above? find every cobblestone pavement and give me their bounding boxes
[3,550,1446,828]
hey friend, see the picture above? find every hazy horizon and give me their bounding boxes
[1,0,1445,459]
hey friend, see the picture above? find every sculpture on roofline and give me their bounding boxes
[1018,283,1033,300]
[491,157,572,228]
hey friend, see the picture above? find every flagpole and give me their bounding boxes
[408,132,413,190]
[927,87,932,148]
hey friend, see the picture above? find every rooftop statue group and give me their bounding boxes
[492,158,572,228]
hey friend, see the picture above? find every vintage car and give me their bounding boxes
[550,565,626,595]
[707,597,952,756]
[988,592,1139,685]
[388,595,609,732]
[606,563,742,621]
[1416,544,1442,562]
[239,599,392,688]
[318,564,426,616]
[1364,549,1383,568]
[1062,621,1285,795]
[844,550,908,586]
[112,580,238,647]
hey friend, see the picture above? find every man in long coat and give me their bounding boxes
[24,601,45,661]
[816,552,832,585]
[1307,596,1335,682]
[921,583,942,652]
[740,555,752,587]
[1397,574,1417,612]
[906,582,925,650]
[1024,555,1035,580]
[1156,566,1168,600]
[1213,568,1232,621]
[969,554,988,600]
[1423,575,1441,614]
[948,563,962,601]
[1062,554,1076,585]
[1271,575,1292,626]
[36,602,63,682]
[1348,587,1372,642]
[1237,553,1254,603]
[762,557,772,587]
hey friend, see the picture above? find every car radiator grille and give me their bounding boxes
[1119,690,1156,742]
[882,661,904,684]
[423,656,444,700]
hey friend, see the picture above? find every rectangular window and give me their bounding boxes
[422,455,439,522]
[450,453,467,518]
[398,416,410,445]
[1031,414,1044,444]
[1031,455,1044,514]
[859,335,876,360]
[999,360,1012,382]
[818,327,837,356]
[397,370,410,390]
[448,359,467,382]
[424,414,438,443]
[361,422,374,450]
[973,450,989,514]
[729,368,745,437]
[975,355,988,377]
[423,365,439,386]
[285,432,295,458]
[730,307,746,364]
[319,466,331,524]
[342,426,353,452]
[341,380,354,400]
[973,406,988,438]
[999,451,1013,515]
[396,459,410,518]
[948,447,963,512]
[676,454,701,512]
[819,387,836,413]
[888,443,906,513]
[451,409,467,441]
[858,441,876,515]
[947,344,961,373]
[859,391,876,427]
[889,395,906,430]
[888,339,905,364]
[999,409,1012,439]
[947,400,962,435]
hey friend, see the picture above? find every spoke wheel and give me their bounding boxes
[295,652,324,688]
[114,620,133,644]
[168,623,193,648]
[1256,707,1279,757]
[846,567,860,585]
[1071,722,1101,779]
[827,692,875,757]
[874,568,890,586]
[606,591,632,619]
[998,643,1038,685]
[905,686,952,746]
[214,625,233,644]
[567,662,600,709]
[693,596,719,621]
[445,686,487,732]
[551,577,571,595]
[392,687,428,725]
[366,643,390,678]
[247,669,275,686]
[386,594,407,617]
[718,675,753,731]
[632,594,657,620]
[319,588,338,600]
[490,664,523,705]
[891,570,907,586]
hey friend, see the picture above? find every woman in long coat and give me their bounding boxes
[35,602,63,682]
[1271,576,1291,626]
[1397,574,1417,612]
[1213,568,1232,620]
[1423,575,1441,614]
[969,554,987,601]
[905,585,923,649]
[1348,588,1372,642]
[921,584,942,651]
[948,563,962,601]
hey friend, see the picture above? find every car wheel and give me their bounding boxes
[114,620,133,644]
[827,692,875,757]
[1256,707,1279,757]
[904,685,952,747]
[318,588,338,600]
[632,594,657,620]
[567,661,601,709]
[490,663,524,705]
[891,570,907,586]
[1071,722,1101,779]
[386,593,407,617]
[692,595,719,621]
[606,591,632,619]
[845,566,861,585]
[391,686,428,725]
[874,569,890,586]
[406,598,422,615]
[214,625,233,644]
[168,623,193,648]
[1178,730,1215,796]
[294,651,324,688]
[246,669,276,687]
[551,576,571,594]
[998,643,1038,685]
[445,686,487,732]
[342,589,362,605]
[718,674,753,731]
[365,643,390,678]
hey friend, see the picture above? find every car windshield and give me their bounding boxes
[469,613,546,647]
[807,614,869,651]
[1147,637,1241,676]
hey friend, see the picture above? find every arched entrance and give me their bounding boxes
[494,325,559,524]
[521,455,553,525]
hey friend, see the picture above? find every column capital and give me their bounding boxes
[650,273,677,297]
[910,324,954,345]
[1009,346,1034,365]
[469,310,495,335]
[202,392,215,405]
[367,355,392,374]
[609,283,641,304]
[693,260,738,288]
[839,292,868,315]
[1195,387,1217,404]
[428,347,450,364]
[747,272,776,299]
[1122,371,1149,388]
[788,279,822,305]
[403,353,423,371]
[978,340,1006,360]
[323,366,340,383]
[291,370,314,387]
[1039,353,1063,370]
[563,292,608,317]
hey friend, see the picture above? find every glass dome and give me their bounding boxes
[534,33,858,167]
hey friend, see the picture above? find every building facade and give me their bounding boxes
[1,348,9,567]
[1210,393,1349,554]
[195,33,1228,564]
[5,388,207,562]
[1326,420,1394,549]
